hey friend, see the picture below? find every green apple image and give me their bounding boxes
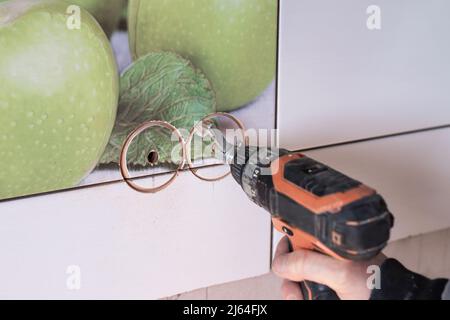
[128,0,277,111]
[0,0,119,200]
[0,0,127,37]
[69,0,127,37]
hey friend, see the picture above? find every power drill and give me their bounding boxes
[228,145,394,300]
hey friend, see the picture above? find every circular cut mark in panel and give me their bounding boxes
[119,121,186,193]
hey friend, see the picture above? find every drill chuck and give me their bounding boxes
[230,146,250,187]
[230,146,287,212]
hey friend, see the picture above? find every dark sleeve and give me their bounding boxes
[370,258,449,300]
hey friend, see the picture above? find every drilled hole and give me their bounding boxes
[147,150,159,165]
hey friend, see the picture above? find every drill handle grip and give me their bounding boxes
[300,280,339,300]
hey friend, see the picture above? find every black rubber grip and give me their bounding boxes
[300,280,339,300]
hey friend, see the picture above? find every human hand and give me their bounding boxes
[272,236,386,300]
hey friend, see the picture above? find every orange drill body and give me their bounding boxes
[230,147,394,299]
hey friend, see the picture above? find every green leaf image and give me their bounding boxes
[100,52,216,166]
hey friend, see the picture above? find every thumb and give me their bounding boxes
[272,248,348,291]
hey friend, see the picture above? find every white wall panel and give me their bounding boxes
[0,170,271,299]
[278,0,450,150]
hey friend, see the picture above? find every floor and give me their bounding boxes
[163,227,450,300]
